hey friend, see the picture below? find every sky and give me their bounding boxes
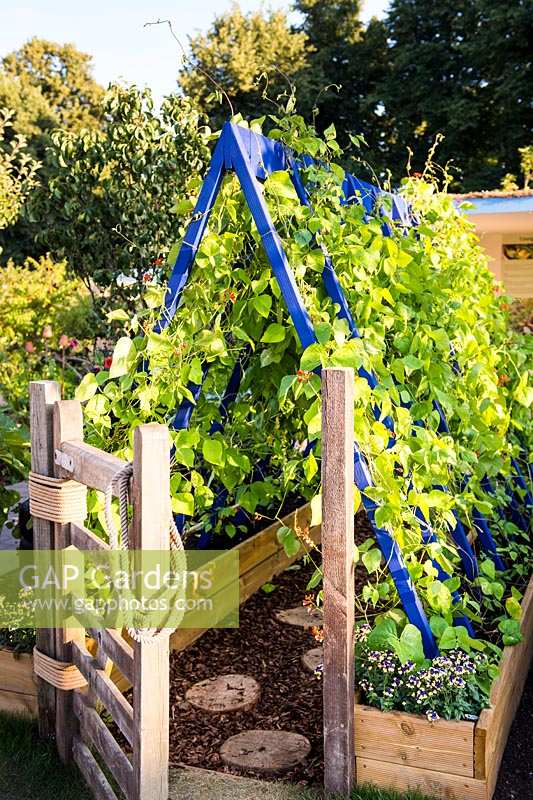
[0,1,390,105]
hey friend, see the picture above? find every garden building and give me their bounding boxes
[455,190,533,298]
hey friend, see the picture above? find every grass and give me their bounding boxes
[0,711,436,800]
[297,788,435,800]
[0,712,91,800]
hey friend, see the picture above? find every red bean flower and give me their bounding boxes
[59,334,70,348]
[25,341,36,353]
[104,356,113,370]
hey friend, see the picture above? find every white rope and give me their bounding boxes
[104,462,186,643]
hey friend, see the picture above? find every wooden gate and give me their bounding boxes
[29,380,170,800]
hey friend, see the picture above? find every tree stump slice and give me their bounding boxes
[220,730,311,775]
[275,605,323,628]
[185,674,260,714]
[301,646,323,673]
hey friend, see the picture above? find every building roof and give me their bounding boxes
[451,190,533,215]
[452,189,533,199]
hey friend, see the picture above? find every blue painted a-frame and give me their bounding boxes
[155,122,531,657]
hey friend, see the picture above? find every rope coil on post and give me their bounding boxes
[33,647,87,690]
[104,462,186,644]
[28,472,87,524]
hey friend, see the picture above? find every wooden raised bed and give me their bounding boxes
[170,500,321,652]
[0,648,37,717]
[355,574,533,800]
[0,639,130,718]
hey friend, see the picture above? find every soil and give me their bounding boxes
[168,560,325,784]
[493,667,533,800]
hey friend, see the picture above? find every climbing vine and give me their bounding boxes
[75,113,532,660]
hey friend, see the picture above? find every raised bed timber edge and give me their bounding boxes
[171,500,321,652]
[0,648,36,717]
[354,573,533,800]
[0,638,131,718]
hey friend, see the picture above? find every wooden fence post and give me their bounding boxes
[29,380,61,738]
[131,424,170,800]
[322,367,356,797]
[53,399,85,762]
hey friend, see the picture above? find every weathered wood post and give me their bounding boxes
[53,399,85,762]
[131,424,171,800]
[29,380,61,737]
[321,367,356,797]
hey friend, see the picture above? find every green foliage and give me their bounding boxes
[0,408,29,531]
[185,1,531,190]
[0,37,104,262]
[0,37,103,151]
[27,84,209,315]
[502,144,533,191]
[371,0,533,188]
[0,109,39,234]
[75,116,530,662]
[0,256,94,421]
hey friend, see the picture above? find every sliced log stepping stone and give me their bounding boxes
[275,605,323,628]
[301,646,323,673]
[220,730,311,775]
[185,674,260,713]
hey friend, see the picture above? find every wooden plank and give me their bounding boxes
[236,501,315,574]
[130,424,170,800]
[169,504,321,653]
[475,574,533,793]
[87,629,134,686]
[355,705,474,777]
[72,640,134,745]
[321,368,356,798]
[71,522,110,551]
[30,379,61,738]
[53,400,85,763]
[74,692,133,797]
[357,757,488,800]
[0,689,38,717]
[73,737,118,800]
[55,440,127,494]
[0,650,36,695]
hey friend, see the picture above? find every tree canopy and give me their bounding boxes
[180,0,533,190]
[179,6,317,128]
[0,37,103,149]
[26,84,209,317]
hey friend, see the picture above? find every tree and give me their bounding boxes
[0,109,39,235]
[0,37,104,150]
[377,0,533,189]
[27,84,209,318]
[179,6,316,128]
[0,38,105,261]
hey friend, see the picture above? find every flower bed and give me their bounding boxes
[354,574,533,800]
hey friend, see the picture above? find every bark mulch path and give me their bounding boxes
[169,560,323,785]
[168,508,375,785]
